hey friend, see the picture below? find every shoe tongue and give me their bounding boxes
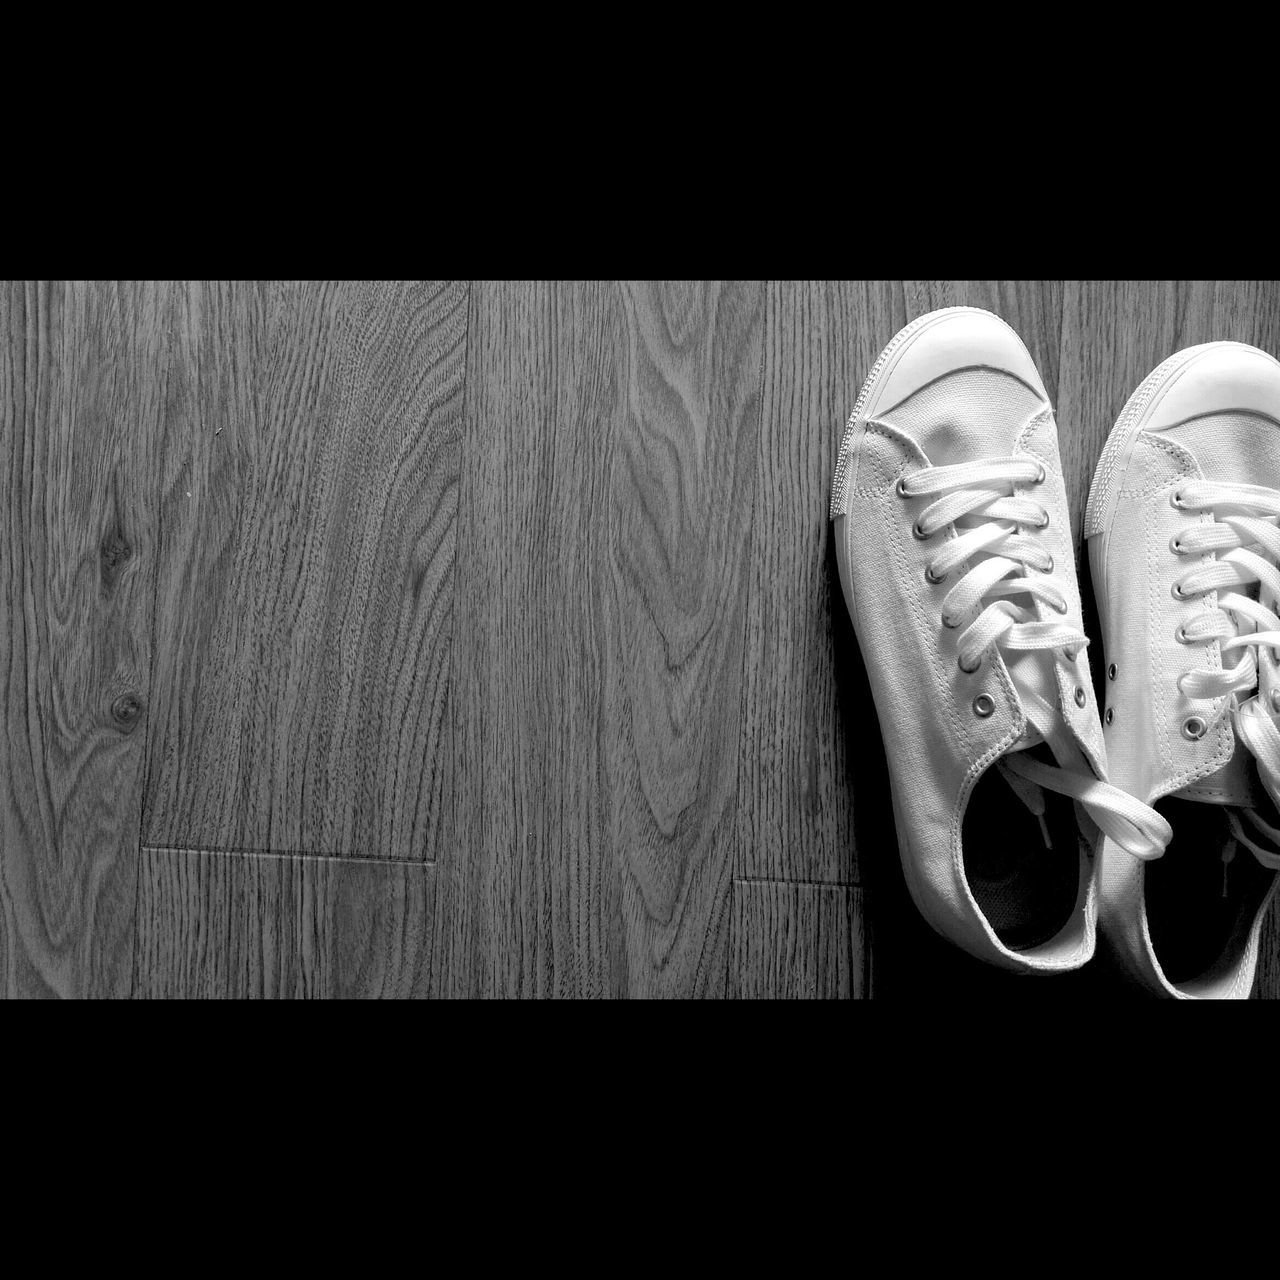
[881,369,1046,466]
[1001,649,1063,759]
[885,369,1081,769]
[885,369,1061,747]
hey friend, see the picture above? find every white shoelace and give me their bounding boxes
[1171,479,1280,872]
[898,451,1171,861]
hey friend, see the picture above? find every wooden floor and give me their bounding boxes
[4,280,1280,998]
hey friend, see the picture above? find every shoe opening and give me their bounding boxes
[962,744,1082,952]
[1144,795,1276,986]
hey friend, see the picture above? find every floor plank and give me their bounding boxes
[0,282,172,997]
[142,282,467,862]
[439,281,763,997]
[736,282,903,888]
[1255,906,1280,1000]
[728,880,867,998]
[134,847,433,998]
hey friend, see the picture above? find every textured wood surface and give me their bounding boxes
[736,282,893,886]
[0,282,172,997]
[142,281,467,861]
[437,281,762,996]
[5,280,1280,998]
[135,848,434,998]
[729,880,867,998]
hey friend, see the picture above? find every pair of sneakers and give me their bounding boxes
[831,306,1280,999]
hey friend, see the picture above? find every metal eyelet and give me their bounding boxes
[1034,462,1047,484]
[1171,581,1190,600]
[1105,707,1114,725]
[1051,597,1069,615]
[1107,663,1118,680]
[958,655,982,674]
[972,693,995,718]
[896,476,911,498]
[1171,490,1186,509]
[1169,535,1184,555]
[1175,625,1189,644]
[1073,687,1087,708]
[1033,511,1050,529]
[925,564,947,584]
[1040,554,1055,574]
[1271,689,1280,714]
[1182,715,1207,740]
[941,613,961,630]
[912,519,930,541]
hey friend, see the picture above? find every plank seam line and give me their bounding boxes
[733,876,863,890]
[141,845,437,869]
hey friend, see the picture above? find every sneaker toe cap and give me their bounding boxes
[870,307,1048,417]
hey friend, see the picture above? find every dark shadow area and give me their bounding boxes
[828,532,1142,1000]
[963,745,1080,951]
[1145,798,1274,985]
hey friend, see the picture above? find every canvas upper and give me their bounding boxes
[831,307,1168,973]
[1086,341,1280,998]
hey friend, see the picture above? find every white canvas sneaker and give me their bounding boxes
[1086,342,1280,998]
[831,307,1169,973]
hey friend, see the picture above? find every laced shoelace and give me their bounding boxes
[896,449,1172,861]
[1170,479,1280,873]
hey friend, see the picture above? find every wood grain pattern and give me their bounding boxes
[1262,915,1280,998]
[8,279,1280,1000]
[735,282,901,886]
[0,281,172,997]
[728,879,867,998]
[438,281,763,997]
[142,281,467,862]
[1255,907,1280,1001]
[134,847,433,998]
